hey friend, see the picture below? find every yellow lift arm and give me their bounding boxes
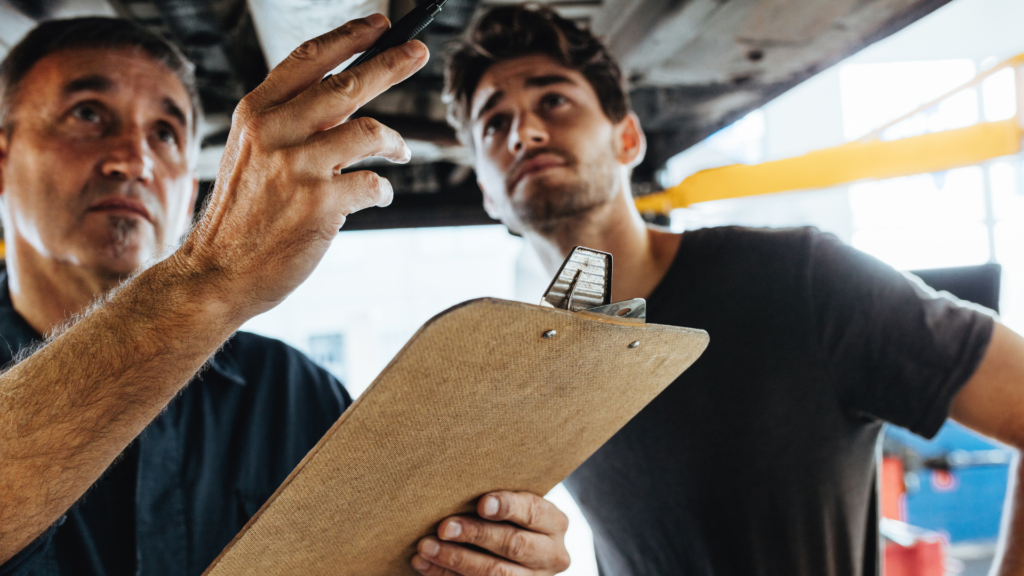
[636,53,1024,214]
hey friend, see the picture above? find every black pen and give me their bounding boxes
[323,0,449,82]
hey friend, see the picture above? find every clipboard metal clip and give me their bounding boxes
[540,247,646,321]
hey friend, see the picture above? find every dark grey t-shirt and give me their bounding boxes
[564,226,994,576]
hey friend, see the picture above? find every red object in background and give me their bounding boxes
[881,457,946,575]
[881,456,906,520]
[930,469,958,492]
[884,540,945,576]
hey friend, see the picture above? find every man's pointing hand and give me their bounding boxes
[174,14,428,320]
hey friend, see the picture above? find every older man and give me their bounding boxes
[0,15,569,576]
[445,5,1024,576]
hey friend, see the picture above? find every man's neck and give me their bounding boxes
[6,239,119,337]
[523,179,682,303]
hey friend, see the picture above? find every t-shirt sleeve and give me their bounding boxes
[807,230,995,438]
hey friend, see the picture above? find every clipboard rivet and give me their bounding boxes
[542,330,557,339]
[628,341,640,349]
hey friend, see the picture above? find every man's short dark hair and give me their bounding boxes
[0,17,202,138]
[444,5,630,144]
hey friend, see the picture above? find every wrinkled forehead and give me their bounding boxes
[14,47,193,132]
[470,54,589,121]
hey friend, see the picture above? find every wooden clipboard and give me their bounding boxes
[204,297,708,575]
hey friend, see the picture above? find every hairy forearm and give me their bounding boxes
[0,256,238,563]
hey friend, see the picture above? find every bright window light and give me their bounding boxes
[704,110,766,165]
[990,161,1023,220]
[851,224,990,270]
[982,67,1017,121]
[840,60,1001,273]
[660,110,766,189]
[839,60,977,140]
[848,167,985,230]
[242,225,523,398]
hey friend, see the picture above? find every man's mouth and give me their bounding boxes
[87,197,152,223]
[511,153,569,188]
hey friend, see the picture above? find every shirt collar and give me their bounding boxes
[0,266,246,386]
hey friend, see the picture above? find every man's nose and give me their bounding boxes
[508,112,549,154]
[99,127,155,183]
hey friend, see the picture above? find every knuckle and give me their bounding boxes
[378,46,403,69]
[290,37,325,62]
[327,73,359,100]
[484,560,512,576]
[282,145,313,176]
[526,499,544,527]
[358,171,384,194]
[352,117,384,142]
[236,117,271,152]
[234,96,255,119]
[504,532,530,559]
[349,170,376,189]
[459,519,484,542]
[440,546,468,570]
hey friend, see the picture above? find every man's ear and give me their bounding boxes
[615,112,647,169]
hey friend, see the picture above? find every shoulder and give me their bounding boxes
[224,330,314,366]
[676,226,829,282]
[216,331,353,410]
[682,225,825,257]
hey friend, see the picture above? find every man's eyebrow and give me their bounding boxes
[62,75,113,96]
[474,74,577,121]
[524,74,575,88]
[476,90,505,120]
[162,97,188,130]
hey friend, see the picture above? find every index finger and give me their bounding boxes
[477,491,569,536]
[287,40,428,133]
[250,14,391,108]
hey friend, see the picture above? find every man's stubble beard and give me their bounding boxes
[108,215,141,260]
[508,149,618,235]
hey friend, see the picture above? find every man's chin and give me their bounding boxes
[87,250,150,279]
[75,238,158,279]
[510,181,606,231]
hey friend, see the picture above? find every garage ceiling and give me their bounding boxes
[0,0,954,230]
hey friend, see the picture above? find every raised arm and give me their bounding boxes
[950,322,1024,575]
[0,15,428,563]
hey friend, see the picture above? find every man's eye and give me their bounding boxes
[156,126,178,145]
[484,115,508,137]
[541,94,568,109]
[71,104,102,124]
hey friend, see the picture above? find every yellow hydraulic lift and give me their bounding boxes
[635,53,1024,214]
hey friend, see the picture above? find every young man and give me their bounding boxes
[0,16,570,576]
[445,6,1024,575]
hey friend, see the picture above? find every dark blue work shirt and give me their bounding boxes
[0,272,352,576]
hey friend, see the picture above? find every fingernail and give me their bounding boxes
[411,555,431,571]
[483,496,499,517]
[402,41,427,58]
[421,538,441,557]
[402,144,412,163]
[366,13,389,29]
[443,521,462,539]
